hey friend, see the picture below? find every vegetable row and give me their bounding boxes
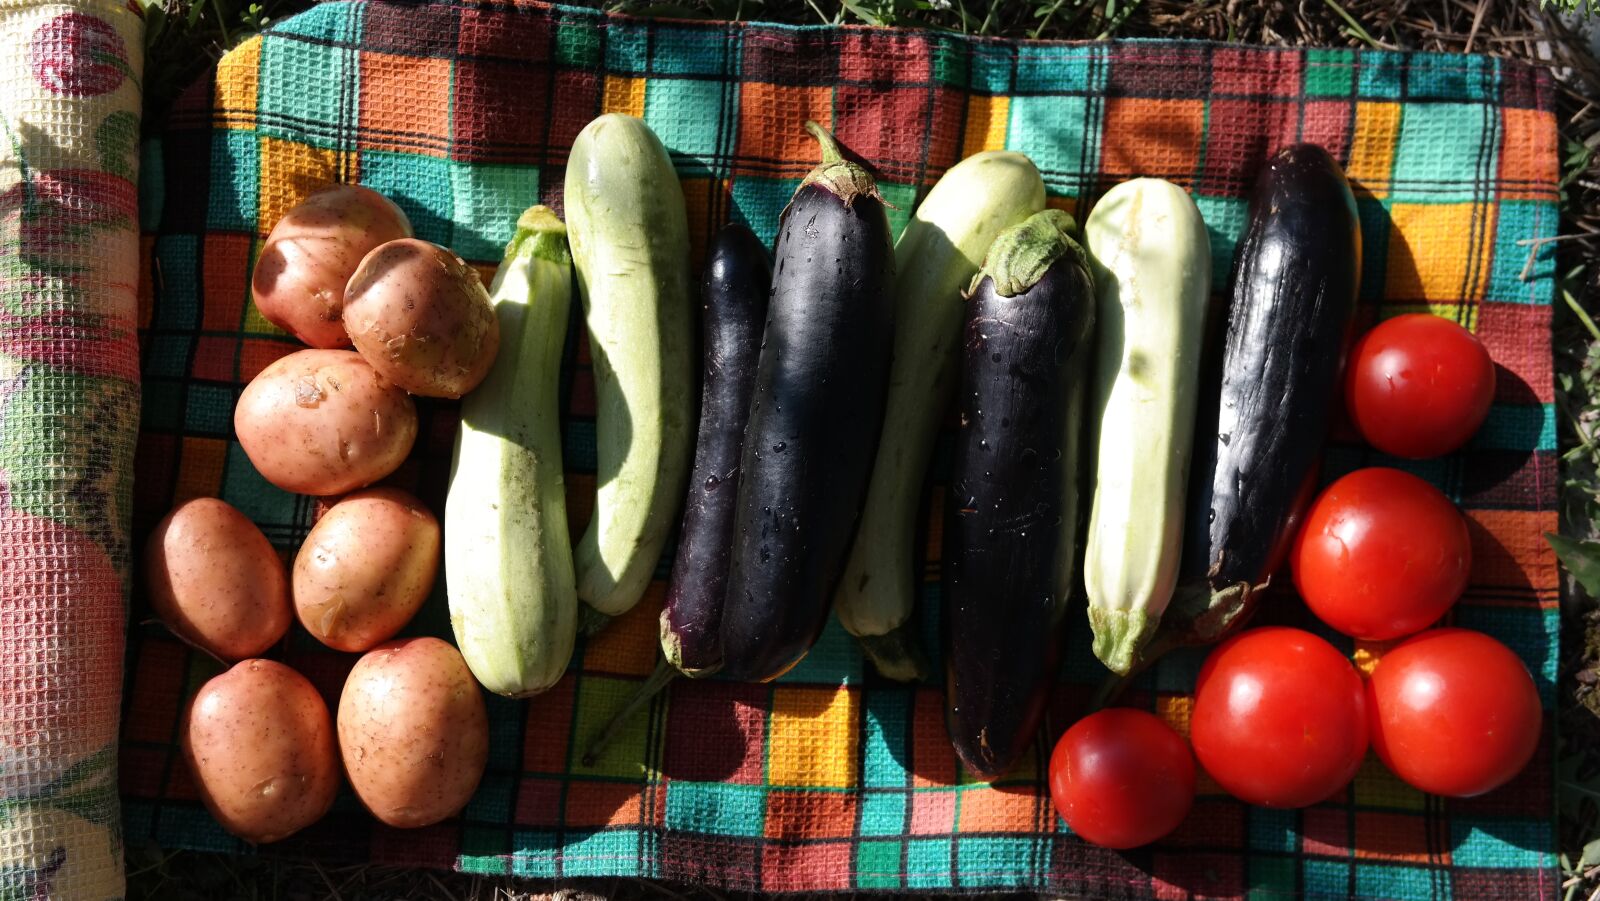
[141,110,1530,849]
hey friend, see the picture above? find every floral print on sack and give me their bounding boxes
[0,2,143,899]
[28,13,130,97]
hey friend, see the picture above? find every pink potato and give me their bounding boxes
[234,349,417,496]
[183,659,340,843]
[251,184,413,348]
[293,488,440,652]
[342,238,500,398]
[338,637,488,828]
[144,497,291,660]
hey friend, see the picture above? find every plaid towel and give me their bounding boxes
[123,1,1561,897]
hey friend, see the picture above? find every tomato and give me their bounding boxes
[1367,628,1542,797]
[1290,467,1470,640]
[1344,313,1496,459]
[1048,708,1195,849]
[1190,627,1368,808]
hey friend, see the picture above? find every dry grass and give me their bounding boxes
[129,1,1600,898]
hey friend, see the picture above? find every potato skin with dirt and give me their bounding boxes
[251,184,413,349]
[293,488,440,652]
[183,659,340,844]
[342,238,500,398]
[338,637,488,828]
[234,349,417,496]
[145,497,291,660]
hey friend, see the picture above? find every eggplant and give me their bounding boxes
[661,223,772,677]
[582,224,770,764]
[836,152,1045,683]
[1168,143,1362,644]
[944,210,1095,781]
[718,122,896,682]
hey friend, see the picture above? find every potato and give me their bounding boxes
[338,638,488,828]
[234,349,417,496]
[144,498,290,660]
[343,238,500,398]
[294,488,440,652]
[251,184,413,349]
[183,659,339,843]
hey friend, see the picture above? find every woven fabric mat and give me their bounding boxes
[123,1,1562,896]
[0,1,142,899]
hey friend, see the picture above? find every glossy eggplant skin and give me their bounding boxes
[944,253,1095,782]
[660,224,772,677]
[1177,143,1361,638]
[719,180,896,682]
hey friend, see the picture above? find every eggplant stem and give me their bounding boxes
[1089,671,1130,711]
[792,121,892,210]
[804,120,844,165]
[581,655,678,767]
[1089,625,1182,712]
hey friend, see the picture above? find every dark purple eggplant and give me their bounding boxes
[717,122,896,682]
[583,223,770,765]
[1169,143,1362,644]
[662,223,772,676]
[944,210,1095,781]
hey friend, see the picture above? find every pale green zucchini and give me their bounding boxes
[445,206,577,697]
[564,114,695,622]
[1082,178,1212,675]
[833,151,1045,681]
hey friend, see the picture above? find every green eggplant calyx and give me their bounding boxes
[1088,606,1156,677]
[970,209,1086,298]
[797,120,886,209]
[1162,575,1270,648]
[504,205,570,267]
[660,612,722,678]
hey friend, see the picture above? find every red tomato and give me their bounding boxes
[1048,708,1195,849]
[1367,628,1542,797]
[1190,627,1368,808]
[1344,313,1496,459]
[1290,467,1471,640]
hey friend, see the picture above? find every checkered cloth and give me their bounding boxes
[123,1,1562,896]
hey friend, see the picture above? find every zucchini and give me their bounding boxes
[719,122,897,682]
[1170,143,1362,645]
[835,151,1045,682]
[445,207,577,697]
[564,114,696,623]
[1082,179,1212,675]
[944,210,1095,781]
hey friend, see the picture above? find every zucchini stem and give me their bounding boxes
[1087,606,1155,676]
[856,621,933,683]
[581,654,678,767]
[578,603,613,638]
